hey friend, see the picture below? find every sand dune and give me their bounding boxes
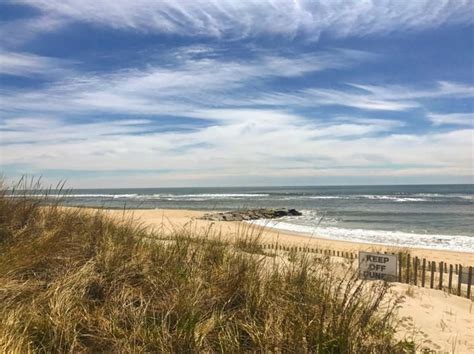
[101,208,474,352]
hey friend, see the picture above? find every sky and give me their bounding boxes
[0,0,473,188]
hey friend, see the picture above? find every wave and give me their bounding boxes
[304,194,473,202]
[305,195,428,202]
[6,193,139,199]
[248,219,474,252]
[154,193,270,199]
[6,193,270,200]
[7,192,472,203]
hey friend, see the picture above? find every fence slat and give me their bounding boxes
[439,261,444,290]
[457,265,463,296]
[448,264,453,293]
[406,256,411,284]
[421,258,426,287]
[430,261,435,289]
[468,266,473,299]
[414,257,418,285]
[398,253,403,282]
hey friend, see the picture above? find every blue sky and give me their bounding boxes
[0,0,473,188]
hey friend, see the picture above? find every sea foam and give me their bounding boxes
[248,219,474,252]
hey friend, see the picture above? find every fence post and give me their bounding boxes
[430,261,435,289]
[439,261,444,290]
[406,256,411,284]
[457,265,463,296]
[414,257,418,286]
[467,266,472,299]
[398,253,403,282]
[455,264,458,275]
[448,264,453,293]
[421,258,426,287]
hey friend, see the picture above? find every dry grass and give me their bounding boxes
[0,181,414,352]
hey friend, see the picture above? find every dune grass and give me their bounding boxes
[0,183,412,352]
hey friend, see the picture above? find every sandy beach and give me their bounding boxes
[100,207,474,352]
[105,208,474,266]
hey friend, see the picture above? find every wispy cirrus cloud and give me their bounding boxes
[12,0,473,41]
[0,48,372,115]
[1,0,473,188]
[427,112,474,126]
[0,14,65,48]
[2,45,471,119]
[253,81,474,111]
[348,82,474,101]
[252,89,417,111]
[0,51,72,77]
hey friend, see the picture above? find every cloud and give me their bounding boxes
[0,14,65,48]
[0,50,72,77]
[0,48,371,115]
[427,112,474,126]
[253,81,474,111]
[253,88,418,111]
[2,44,470,121]
[348,81,474,100]
[1,111,471,187]
[0,117,152,144]
[12,0,473,41]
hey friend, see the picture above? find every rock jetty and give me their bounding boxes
[201,208,302,222]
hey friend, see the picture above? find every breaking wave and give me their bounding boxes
[248,219,474,252]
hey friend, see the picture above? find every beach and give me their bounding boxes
[102,207,474,352]
[53,184,474,253]
[98,207,474,352]
[105,208,474,266]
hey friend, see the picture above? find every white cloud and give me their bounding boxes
[13,0,473,40]
[0,51,72,77]
[0,14,65,48]
[253,81,474,111]
[2,45,470,119]
[253,89,418,111]
[2,110,472,186]
[349,81,474,100]
[0,48,370,115]
[0,117,152,144]
[427,112,474,126]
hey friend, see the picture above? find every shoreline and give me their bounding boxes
[250,221,474,254]
[101,207,474,266]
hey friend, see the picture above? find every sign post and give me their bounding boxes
[359,251,398,282]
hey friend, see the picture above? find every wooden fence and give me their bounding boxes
[258,243,473,300]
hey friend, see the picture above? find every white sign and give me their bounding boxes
[359,251,398,281]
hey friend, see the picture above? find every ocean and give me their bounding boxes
[27,184,474,252]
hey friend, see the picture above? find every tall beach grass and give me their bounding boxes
[0,181,413,352]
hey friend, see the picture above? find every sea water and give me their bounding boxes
[19,184,474,252]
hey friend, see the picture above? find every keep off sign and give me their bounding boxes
[359,251,398,281]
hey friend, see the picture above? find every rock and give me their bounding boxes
[200,208,302,222]
[288,208,302,216]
